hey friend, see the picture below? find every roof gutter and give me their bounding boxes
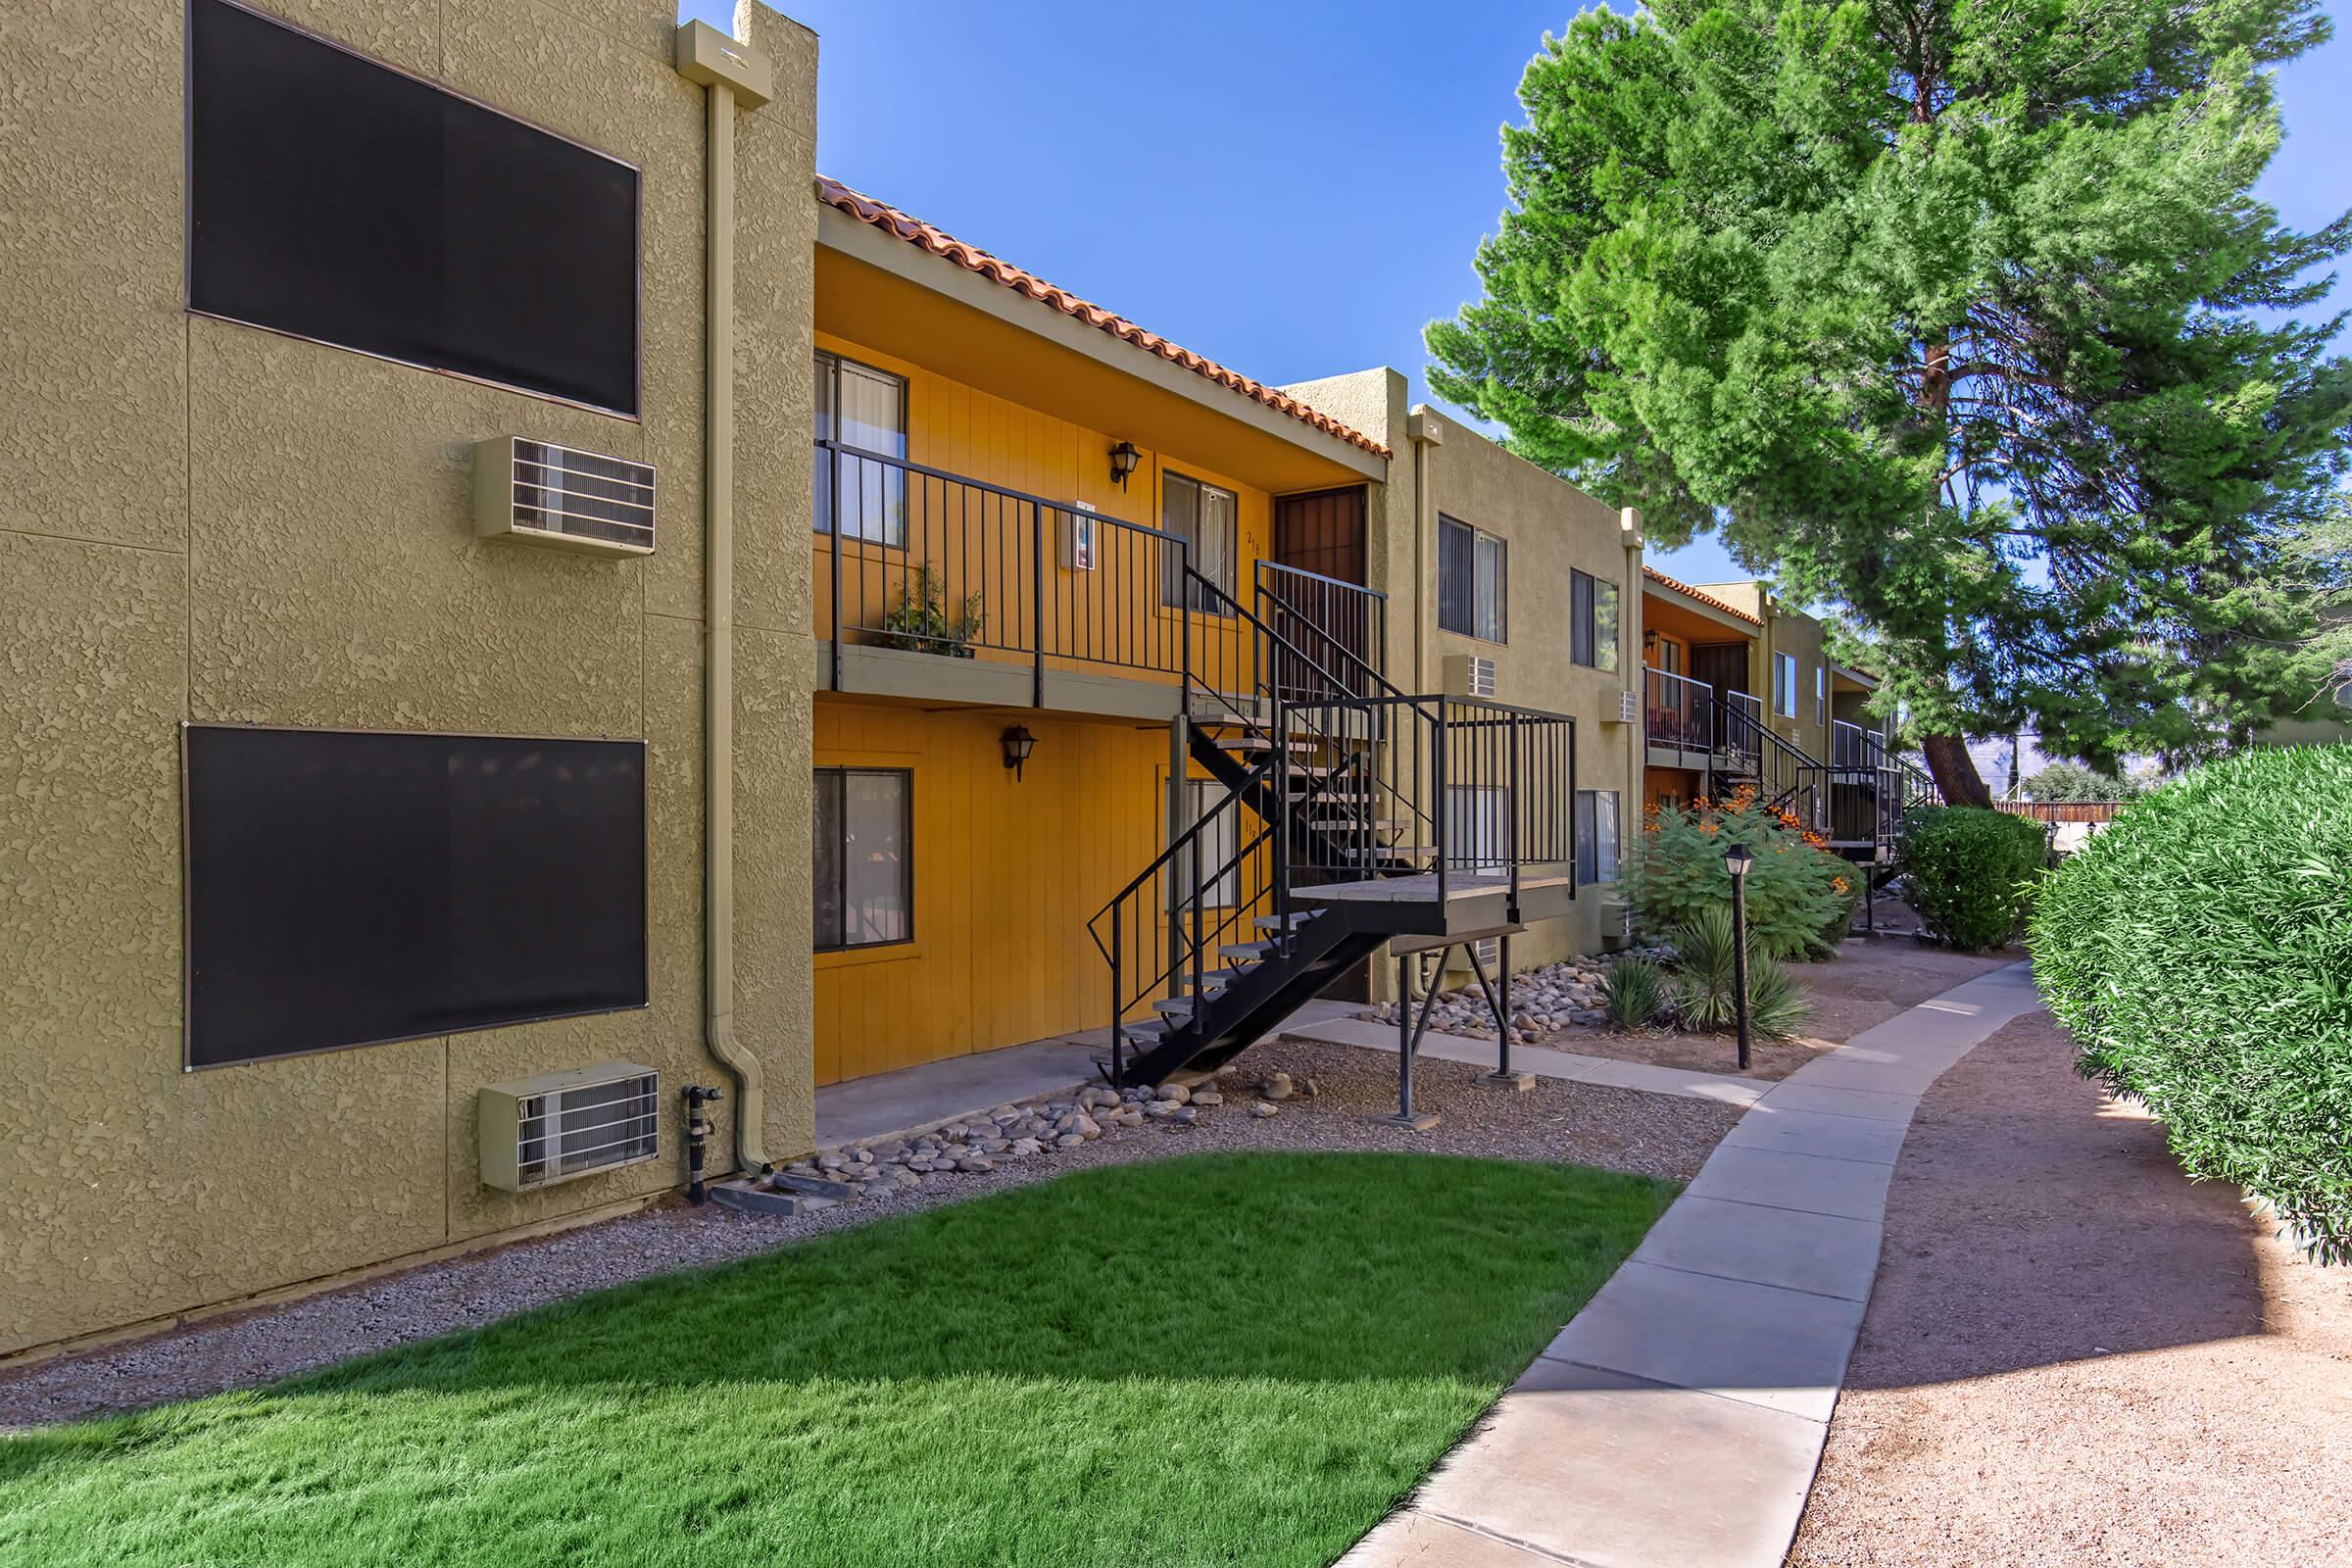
[677,22,773,1175]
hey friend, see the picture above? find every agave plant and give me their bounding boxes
[1672,905,1813,1041]
[1601,957,1668,1031]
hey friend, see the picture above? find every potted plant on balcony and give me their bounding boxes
[877,565,984,659]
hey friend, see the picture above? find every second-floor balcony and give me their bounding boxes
[814,440,1386,717]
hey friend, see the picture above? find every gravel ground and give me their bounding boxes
[0,1040,1734,1431]
[1789,1009,2352,1568]
[1370,938,2021,1081]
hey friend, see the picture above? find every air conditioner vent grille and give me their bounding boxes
[476,436,656,557]
[480,1060,661,1192]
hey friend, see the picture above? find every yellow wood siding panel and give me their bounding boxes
[812,697,1171,1086]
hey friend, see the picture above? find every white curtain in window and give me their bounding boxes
[1446,785,1510,874]
[1473,532,1506,642]
[842,772,908,944]
[814,353,907,547]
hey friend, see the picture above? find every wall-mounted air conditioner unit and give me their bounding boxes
[474,436,655,558]
[1608,689,1640,724]
[478,1060,661,1193]
[1443,654,1497,700]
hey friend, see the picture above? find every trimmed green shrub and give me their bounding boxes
[1672,906,1814,1041]
[1628,791,1856,960]
[2031,746,2352,1262]
[1602,957,1669,1030]
[1895,806,2046,950]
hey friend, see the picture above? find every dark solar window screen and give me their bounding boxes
[183,726,649,1068]
[187,0,640,416]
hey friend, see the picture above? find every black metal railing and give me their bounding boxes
[816,439,1200,703]
[1255,561,1387,703]
[1644,665,1715,761]
[1086,561,1579,1078]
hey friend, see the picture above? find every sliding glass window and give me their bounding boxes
[814,768,911,951]
[813,350,907,547]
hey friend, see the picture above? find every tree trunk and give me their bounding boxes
[1921,732,1992,808]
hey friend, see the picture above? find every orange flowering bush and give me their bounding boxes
[1629,791,1856,958]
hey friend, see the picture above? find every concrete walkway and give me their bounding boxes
[1280,1013,1769,1111]
[1340,962,2044,1568]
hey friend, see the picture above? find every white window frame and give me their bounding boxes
[813,349,908,547]
[1575,790,1620,886]
[1160,470,1238,613]
[1439,515,1508,643]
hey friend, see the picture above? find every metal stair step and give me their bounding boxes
[1255,910,1315,931]
[1219,940,1282,960]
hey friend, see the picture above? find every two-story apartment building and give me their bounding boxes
[6,0,1880,1359]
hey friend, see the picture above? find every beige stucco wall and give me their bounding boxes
[0,0,818,1354]
[1279,370,1643,980]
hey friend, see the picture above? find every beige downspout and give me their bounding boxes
[678,23,774,1173]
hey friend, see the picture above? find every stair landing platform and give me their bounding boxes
[1292,870,1576,936]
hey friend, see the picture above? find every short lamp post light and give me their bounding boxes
[1108,439,1142,491]
[1001,724,1037,782]
[1724,841,1755,1070]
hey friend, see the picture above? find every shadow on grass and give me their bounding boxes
[0,1152,1674,1568]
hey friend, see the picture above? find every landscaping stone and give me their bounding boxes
[1190,1090,1223,1107]
[1357,947,1675,1040]
[1250,1102,1280,1119]
[1154,1083,1190,1103]
[1261,1072,1294,1102]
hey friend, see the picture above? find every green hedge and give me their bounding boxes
[2030,747,2352,1262]
[1895,806,2046,949]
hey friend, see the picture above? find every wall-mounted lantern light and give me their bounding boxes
[1108,440,1141,491]
[1001,724,1037,782]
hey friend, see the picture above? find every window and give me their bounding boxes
[1571,570,1621,671]
[187,0,640,416]
[1446,786,1512,872]
[1575,790,1621,886]
[814,769,911,951]
[813,351,907,546]
[1439,516,1507,642]
[1815,665,1827,726]
[1774,652,1799,718]
[1160,471,1238,612]
[1168,780,1242,906]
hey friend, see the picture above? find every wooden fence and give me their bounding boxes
[1995,800,2130,824]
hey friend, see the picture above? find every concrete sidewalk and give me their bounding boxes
[1340,962,2044,1568]
[1279,1012,1769,1110]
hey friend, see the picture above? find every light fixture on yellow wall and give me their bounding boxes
[1108,440,1141,491]
[1002,724,1037,781]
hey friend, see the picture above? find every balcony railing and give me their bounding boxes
[1644,666,1716,761]
[1828,718,1873,768]
[1255,561,1387,703]
[815,440,1387,713]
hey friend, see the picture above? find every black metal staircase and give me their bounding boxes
[1087,564,1578,1087]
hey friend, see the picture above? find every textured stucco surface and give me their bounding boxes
[0,0,819,1354]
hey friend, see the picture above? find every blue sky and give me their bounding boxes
[685,0,2350,587]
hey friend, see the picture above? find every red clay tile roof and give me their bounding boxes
[816,176,1391,460]
[1642,565,1763,627]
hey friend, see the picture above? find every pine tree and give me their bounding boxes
[1428,0,2351,800]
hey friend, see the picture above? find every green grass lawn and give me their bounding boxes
[0,1152,1671,1567]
